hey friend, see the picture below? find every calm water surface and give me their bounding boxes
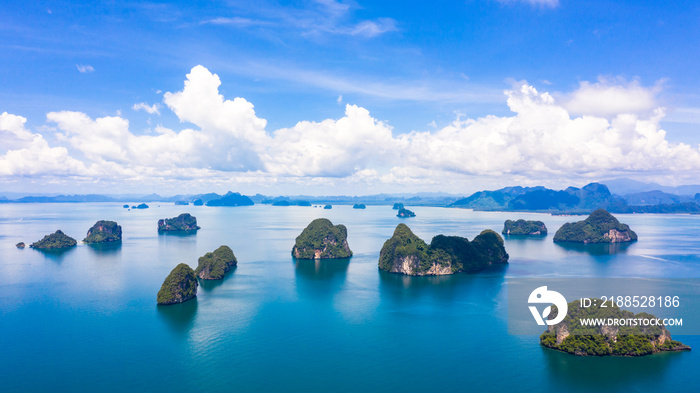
[0,204,698,392]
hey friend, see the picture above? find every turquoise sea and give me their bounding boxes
[1,204,698,392]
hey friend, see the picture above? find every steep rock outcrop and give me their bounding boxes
[157,263,198,305]
[540,299,690,356]
[553,209,637,243]
[83,220,122,243]
[292,218,352,259]
[158,213,200,232]
[195,245,238,280]
[378,224,508,276]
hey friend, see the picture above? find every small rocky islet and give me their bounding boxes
[30,230,77,250]
[540,298,690,356]
[397,207,415,218]
[378,224,508,276]
[195,245,238,280]
[353,204,366,209]
[157,213,200,232]
[83,220,122,243]
[157,263,198,305]
[292,218,352,259]
[553,209,637,244]
[503,219,547,236]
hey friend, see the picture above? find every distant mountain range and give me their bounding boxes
[450,182,700,214]
[3,180,700,214]
[602,178,700,196]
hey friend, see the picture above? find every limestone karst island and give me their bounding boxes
[157,263,198,305]
[83,220,122,243]
[292,218,353,259]
[540,299,690,356]
[502,219,547,236]
[553,209,637,244]
[378,224,508,276]
[195,245,238,280]
[157,213,201,232]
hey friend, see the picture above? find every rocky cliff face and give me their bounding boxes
[83,220,122,243]
[292,218,352,259]
[378,224,508,276]
[540,299,690,356]
[158,213,200,232]
[195,245,238,280]
[157,263,198,305]
[30,230,77,249]
[553,209,637,243]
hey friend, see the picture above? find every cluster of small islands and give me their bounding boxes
[13,199,690,358]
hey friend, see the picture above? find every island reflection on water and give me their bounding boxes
[555,241,634,255]
[541,345,689,390]
[156,298,198,335]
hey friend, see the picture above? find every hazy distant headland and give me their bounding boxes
[2,178,700,214]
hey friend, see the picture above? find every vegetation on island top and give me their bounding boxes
[83,220,122,243]
[195,245,238,280]
[157,263,198,305]
[292,218,352,259]
[540,299,690,356]
[353,204,366,209]
[30,230,77,249]
[553,209,637,243]
[502,219,547,236]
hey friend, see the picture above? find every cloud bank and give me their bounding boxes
[2,65,698,193]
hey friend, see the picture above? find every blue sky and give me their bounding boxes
[2,1,700,195]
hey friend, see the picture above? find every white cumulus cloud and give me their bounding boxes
[3,65,700,193]
[132,102,161,115]
[562,77,663,118]
[0,112,90,176]
[76,64,95,73]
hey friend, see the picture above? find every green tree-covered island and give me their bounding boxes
[157,263,198,305]
[83,220,122,243]
[540,299,690,356]
[378,224,508,276]
[292,218,353,259]
[195,245,238,280]
[553,209,637,243]
[157,213,200,232]
[30,230,77,249]
[353,204,366,209]
[502,219,547,236]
